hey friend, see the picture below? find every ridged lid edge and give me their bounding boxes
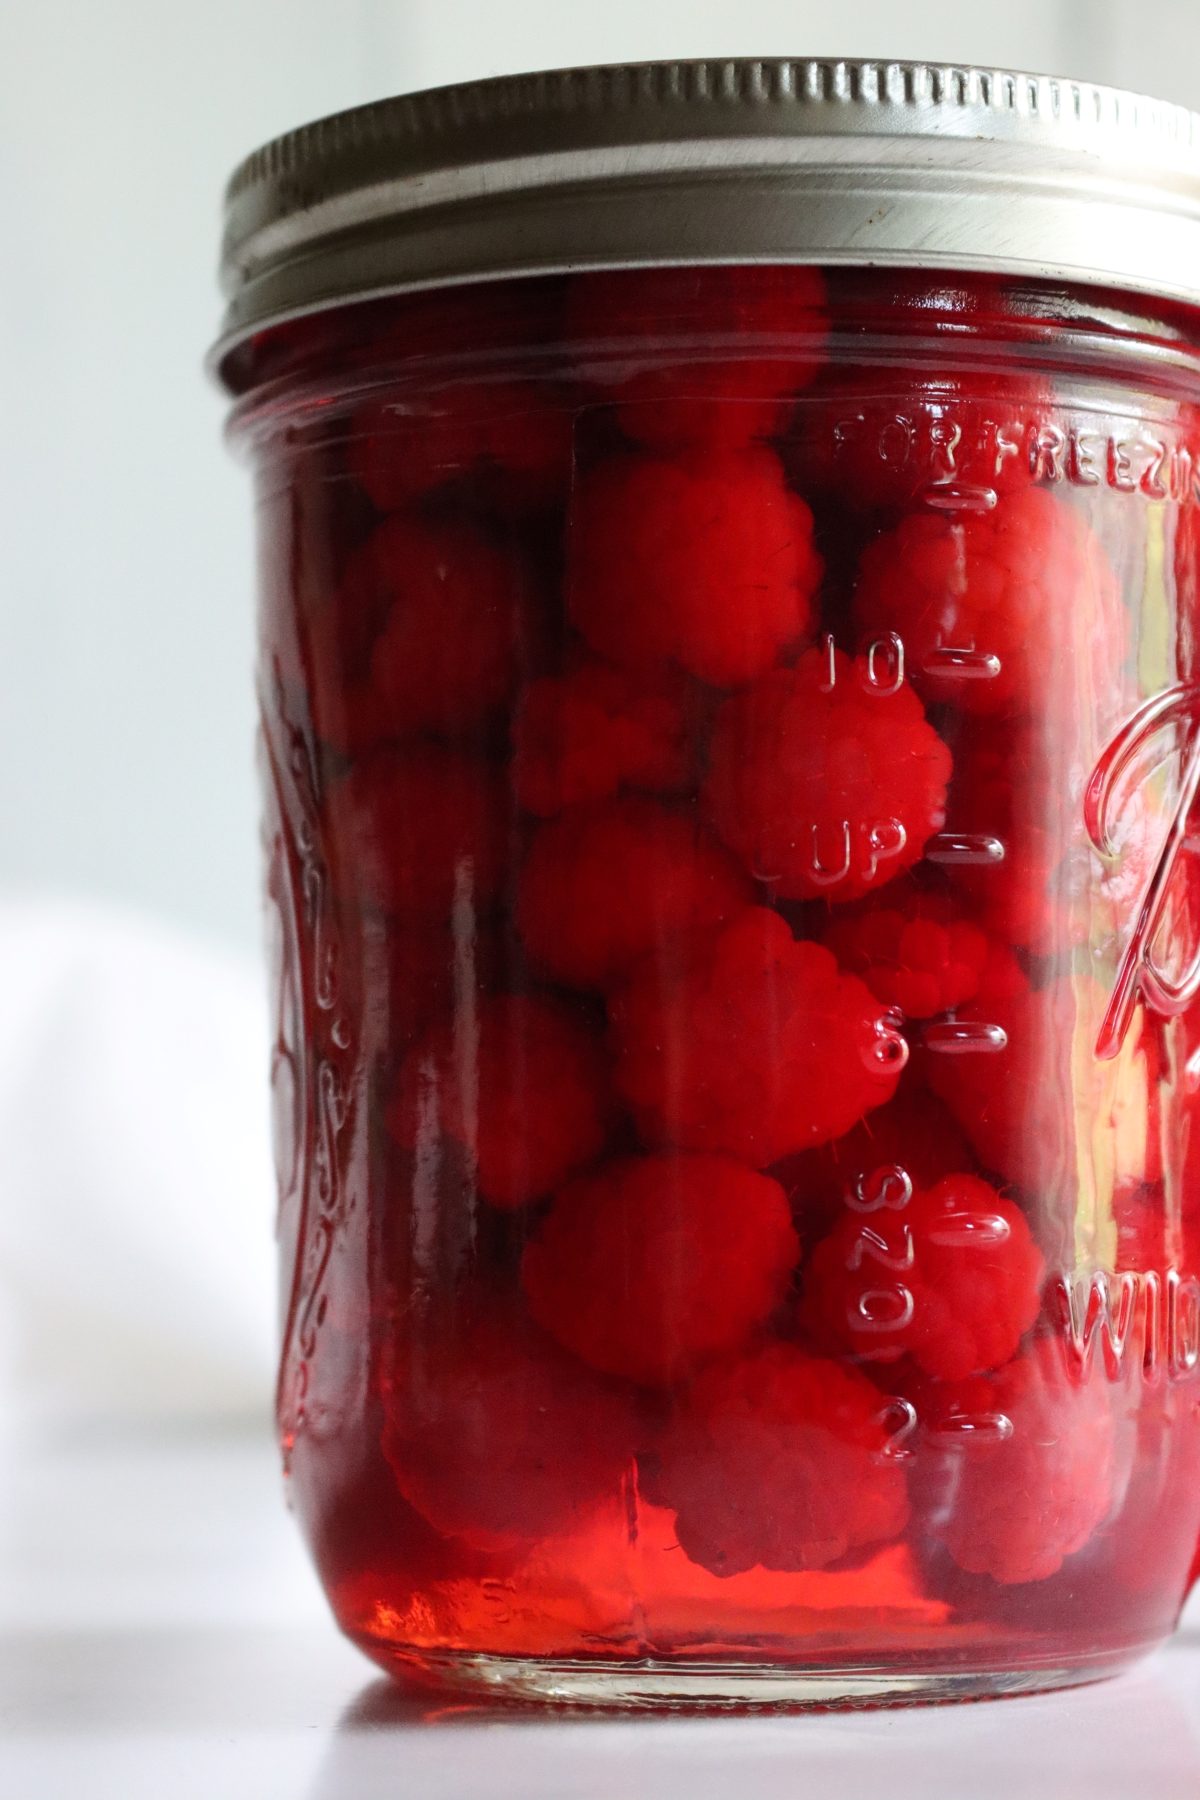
[225,59,1200,201]
[214,58,1200,383]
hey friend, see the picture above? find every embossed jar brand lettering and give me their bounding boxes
[828,412,1200,504]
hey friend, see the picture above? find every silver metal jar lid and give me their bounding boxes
[214,58,1200,379]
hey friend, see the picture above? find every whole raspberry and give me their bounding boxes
[522,1153,798,1385]
[610,907,905,1166]
[367,277,567,363]
[947,721,1161,955]
[918,946,1038,1182]
[822,884,991,1018]
[916,1340,1117,1583]
[943,724,1072,952]
[644,1343,910,1576]
[568,448,822,687]
[382,1305,637,1549]
[307,1450,515,1638]
[923,953,1104,1195]
[564,264,828,450]
[355,381,575,516]
[311,514,541,755]
[853,486,1120,717]
[277,482,384,749]
[773,1086,975,1236]
[802,1174,1044,1379]
[512,659,695,817]
[386,992,611,1209]
[325,746,510,918]
[703,646,952,903]
[517,797,750,991]
[335,912,504,1055]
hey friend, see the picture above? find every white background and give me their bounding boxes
[4,0,1200,957]
[4,1,1200,1434]
[6,10,1200,1784]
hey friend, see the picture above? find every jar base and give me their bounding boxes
[351,1637,1160,1712]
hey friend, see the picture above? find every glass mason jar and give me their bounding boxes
[216,61,1200,1705]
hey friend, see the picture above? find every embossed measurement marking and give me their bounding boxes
[920,482,998,514]
[926,831,1006,867]
[842,1163,916,1346]
[922,1020,1008,1053]
[807,817,908,889]
[819,630,906,693]
[922,645,1002,680]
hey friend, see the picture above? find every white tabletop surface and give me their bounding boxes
[4,1426,1200,1800]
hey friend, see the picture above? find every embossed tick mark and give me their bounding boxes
[920,482,998,514]
[925,1210,1012,1249]
[926,831,1006,867]
[922,645,1003,680]
[927,1410,1013,1443]
[923,1020,1008,1054]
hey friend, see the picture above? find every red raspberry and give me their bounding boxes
[310,514,541,755]
[703,646,952,903]
[788,367,1047,513]
[276,484,383,748]
[244,279,559,385]
[802,1174,1044,1379]
[568,448,822,688]
[943,724,1072,952]
[916,1340,1117,1583]
[517,797,750,991]
[522,1153,798,1385]
[335,913,505,1055]
[307,1453,515,1636]
[924,954,1113,1196]
[920,949,1050,1190]
[367,277,566,363]
[325,746,509,918]
[610,907,905,1166]
[947,721,1161,956]
[773,1086,975,1236]
[853,487,1120,718]
[355,381,575,517]
[822,884,991,1018]
[386,993,612,1209]
[512,659,695,817]
[564,265,828,451]
[644,1343,910,1575]
[382,1305,637,1549]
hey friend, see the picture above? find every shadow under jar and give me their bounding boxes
[215,59,1200,1707]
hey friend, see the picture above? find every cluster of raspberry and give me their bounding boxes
[291,267,1151,1593]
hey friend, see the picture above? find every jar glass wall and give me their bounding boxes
[236,264,1200,1706]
